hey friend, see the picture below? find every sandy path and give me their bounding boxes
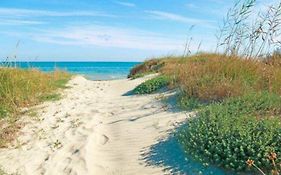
[0,76,190,175]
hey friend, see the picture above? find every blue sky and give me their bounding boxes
[0,0,277,61]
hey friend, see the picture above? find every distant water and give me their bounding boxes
[13,62,140,80]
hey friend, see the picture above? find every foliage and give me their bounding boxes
[0,68,70,119]
[217,0,281,58]
[133,75,170,94]
[130,72,152,80]
[0,68,70,147]
[128,59,164,78]
[178,92,281,173]
[161,53,281,102]
[177,95,205,111]
[39,93,61,102]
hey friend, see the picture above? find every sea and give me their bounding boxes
[13,62,140,80]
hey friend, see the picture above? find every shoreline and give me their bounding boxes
[0,75,190,175]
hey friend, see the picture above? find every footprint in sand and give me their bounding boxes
[98,134,109,145]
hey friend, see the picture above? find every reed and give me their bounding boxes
[217,0,281,58]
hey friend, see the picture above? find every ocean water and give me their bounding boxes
[14,62,140,80]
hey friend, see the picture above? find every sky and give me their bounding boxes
[0,0,278,61]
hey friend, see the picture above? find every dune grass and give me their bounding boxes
[164,54,281,102]
[128,59,164,79]
[0,68,71,147]
[130,53,281,173]
[0,68,70,118]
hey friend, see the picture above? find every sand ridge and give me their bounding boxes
[0,75,190,175]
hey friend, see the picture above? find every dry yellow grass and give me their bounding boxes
[163,54,281,101]
[132,53,281,102]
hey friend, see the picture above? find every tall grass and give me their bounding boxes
[163,54,281,102]
[0,68,70,146]
[217,0,281,58]
[128,59,164,78]
[0,68,70,118]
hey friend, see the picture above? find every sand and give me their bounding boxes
[0,75,191,175]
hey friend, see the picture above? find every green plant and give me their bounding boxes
[178,95,205,111]
[52,78,71,89]
[161,54,281,102]
[130,72,152,79]
[0,68,70,147]
[133,76,170,94]
[0,69,70,118]
[246,151,281,175]
[178,92,281,173]
[39,93,61,102]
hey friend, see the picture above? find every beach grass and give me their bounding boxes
[128,59,164,79]
[0,68,71,147]
[130,52,281,173]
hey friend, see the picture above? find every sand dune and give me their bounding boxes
[0,75,190,175]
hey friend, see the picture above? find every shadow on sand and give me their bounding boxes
[123,88,232,174]
[142,126,231,175]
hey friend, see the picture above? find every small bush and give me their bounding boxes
[128,59,164,78]
[178,92,281,173]
[133,76,170,94]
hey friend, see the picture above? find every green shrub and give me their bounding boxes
[133,76,170,94]
[178,92,281,172]
[178,95,205,111]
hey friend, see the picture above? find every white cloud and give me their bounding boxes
[145,10,215,28]
[12,25,186,51]
[0,19,46,25]
[0,8,115,17]
[115,1,136,7]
